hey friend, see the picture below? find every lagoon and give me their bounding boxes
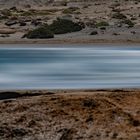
[0,44,140,89]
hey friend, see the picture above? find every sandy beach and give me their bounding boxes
[0,89,139,140]
[0,29,140,45]
[1,38,140,45]
[1,36,140,45]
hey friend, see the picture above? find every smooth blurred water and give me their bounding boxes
[0,44,140,89]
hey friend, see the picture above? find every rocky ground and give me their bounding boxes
[0,0,140,43]
[0,89,139,140]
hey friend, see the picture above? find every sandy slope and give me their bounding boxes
[0,0,140,44]
[0,0,48,8]
[0,89,139,140]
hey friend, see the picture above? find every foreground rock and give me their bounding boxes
[0,89,139,140]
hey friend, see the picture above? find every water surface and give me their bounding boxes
[0,44,140,89]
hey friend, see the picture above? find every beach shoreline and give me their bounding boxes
[0,38,140,46]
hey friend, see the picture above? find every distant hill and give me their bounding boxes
[0,0,94,9]
[0,0,56,8]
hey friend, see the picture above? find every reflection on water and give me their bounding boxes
[0,45,140,89]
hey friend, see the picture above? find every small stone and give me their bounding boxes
[5,20,17,26]
[90,31,98,35]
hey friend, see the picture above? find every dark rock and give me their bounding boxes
[46,92,56,95]
[86,115,93,123]
[60,128,73,140]
[90,31,98,35]
[0,127,7,137]
[83,99,98,108]
[0,92,21,100]
[23,18,32,22]
[19,22,27,26]
[5,20,17,26]
[2,99,13,103]
[112,132,118,139]
[112,32,120,36]
[10,16,18,20]
[131,31,136,34]
[132,120,140,127]
[100,27,106,30]
[10,7,17,11]
[28,120,36,127]
[31,20,42,26]
[21,34,27,38]
[11,128,27,137]
[0,126,28,138]
[112,89,125,92]
[0,34,10,37]
[0,91,43,100]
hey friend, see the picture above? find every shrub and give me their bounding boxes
[0,15,8,20]
[25,26,54,39]
[25,18,84,38]
[1,9,11,16]
[121,19,134,27]
[112,12,127,19]
[74,11,81,15]
[20,11,33,16]
[96,21,109,27]
[48,18,83,34]
[62,7,80,14]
